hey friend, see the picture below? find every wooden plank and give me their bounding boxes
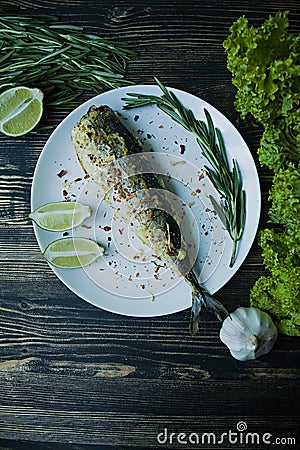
[0,406,299,447]
[0,0,299,448]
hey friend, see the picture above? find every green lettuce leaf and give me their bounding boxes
[250,229,300,336]
[268,164,300,240]
[223,11,300,125]
[225,11,300,335]
[258,115,300,170]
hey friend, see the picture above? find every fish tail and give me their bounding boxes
[201,290,229,321]
[189,290,203,335]
[187,271,229,335]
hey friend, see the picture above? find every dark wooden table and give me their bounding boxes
[0,1,299,449]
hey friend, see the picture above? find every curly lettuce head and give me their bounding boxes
[251,275,300,336]
[258,114,300,170]
[224,11,300,125]
[225,12,300,336]
[250,229,300,336]
[268,163,300,240]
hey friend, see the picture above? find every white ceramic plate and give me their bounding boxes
[31,85,260,317]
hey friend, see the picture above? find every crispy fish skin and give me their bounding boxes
[71,105,228,333]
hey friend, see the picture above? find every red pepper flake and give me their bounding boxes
[141,284,145,289]
[84,173,90,179]
[119,228,124,235]
[135,272,140,278]
[103,226,111,232]
[159,124,164,129]
[142,257,147,263]
[57,169,67,178]
[180,144,186,154]
[152,254,162,261]
[81,224,92,229]
[199,172,205,180]
[126,193,136,201]
[155,264,162,273]
[62,190,68,197]
[148,210,154,219]
[196,189,201,193]
[99,268,105,271]
[128,276,133,281]
[74,177,82,182]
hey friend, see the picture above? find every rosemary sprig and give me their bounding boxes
[0,5,136,107]
[122,78,246,267]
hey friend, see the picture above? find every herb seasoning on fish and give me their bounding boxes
[71,105,228,334]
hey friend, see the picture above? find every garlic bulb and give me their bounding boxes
[220,307,278,361]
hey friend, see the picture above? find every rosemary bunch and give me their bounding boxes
[0,5,136,107]
[122,78,246,267]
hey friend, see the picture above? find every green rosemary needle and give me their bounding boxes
[122,78,246,267]
[0,5,136,108]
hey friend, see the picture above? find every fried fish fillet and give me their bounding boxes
[71,105,227,333]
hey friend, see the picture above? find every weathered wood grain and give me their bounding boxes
[1,0,299,448]
[0,408,298,448]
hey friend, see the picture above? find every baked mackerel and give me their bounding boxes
[71,105,227,333]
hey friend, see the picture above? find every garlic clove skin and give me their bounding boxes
[220,307,278,361]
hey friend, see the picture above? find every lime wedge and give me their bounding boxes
[0,86,43,136]
[43,237,104,268]
[29,201,92,231]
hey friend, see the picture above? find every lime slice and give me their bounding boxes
[43,237,104,268]
[0,86,43,136]
[29,201,91,231]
